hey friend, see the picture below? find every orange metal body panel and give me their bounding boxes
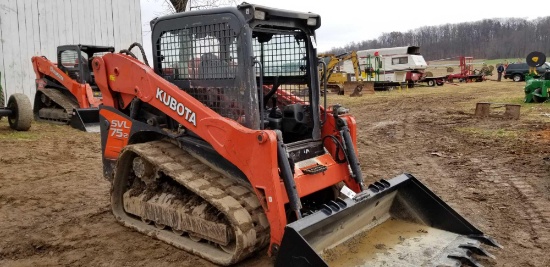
[31,56,102,108]
[92,53,361,249]
[100,109,132,159]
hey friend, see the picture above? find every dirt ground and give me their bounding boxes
[1,80,549,266]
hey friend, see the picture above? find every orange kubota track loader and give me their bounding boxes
[31,45,115,132]
[92,3,501,266]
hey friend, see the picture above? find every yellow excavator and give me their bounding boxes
[319,51,373,96]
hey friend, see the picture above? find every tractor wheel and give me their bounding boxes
[533,88,548,103]
[7,93,32,131]
[427,80,435,87]
[513,74,522,82]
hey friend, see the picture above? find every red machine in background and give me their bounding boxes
[31,45,115,132]
[446,56,485,82]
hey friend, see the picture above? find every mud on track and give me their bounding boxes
[1,80,549,266]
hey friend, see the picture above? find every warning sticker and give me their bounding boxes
[340,185,357,199]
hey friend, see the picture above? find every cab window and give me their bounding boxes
[392,57,408,65]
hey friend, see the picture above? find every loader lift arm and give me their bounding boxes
[32,56,98,109]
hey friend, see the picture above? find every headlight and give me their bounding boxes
[307,18,317,26]
[254,10,266,20]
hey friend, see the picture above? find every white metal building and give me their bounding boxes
[0,0,142,103]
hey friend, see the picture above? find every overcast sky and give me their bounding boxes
[139,0,548,59]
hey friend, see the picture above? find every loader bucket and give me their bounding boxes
[69,108,100,132]
[343,81,375,96]
[275,173,501,267]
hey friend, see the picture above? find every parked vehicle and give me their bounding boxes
[31,45,116,132]
[418,74,446,87]
[89,4,500,266]
[505,62,550,82]
[342,46,427,89]
[318,51,373,95]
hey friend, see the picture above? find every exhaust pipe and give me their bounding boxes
[70,108,100,132]
[275,173,501,267]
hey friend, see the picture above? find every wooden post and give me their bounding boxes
[504,104,521,119]
[475,102,491,118]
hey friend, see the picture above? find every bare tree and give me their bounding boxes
[165,0,189,13]
[188,0,237,10]
[327,17,550,60]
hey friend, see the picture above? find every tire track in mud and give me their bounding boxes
[471,157,550,248]
[358,110,447,181]
[358,111,471,219]
[354,110,533,266]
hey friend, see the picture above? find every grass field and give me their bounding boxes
[337,80,550,121]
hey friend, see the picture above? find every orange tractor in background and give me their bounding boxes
[90,3,500,266]
[31,45,115,132]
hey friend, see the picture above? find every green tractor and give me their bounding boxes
[524,51,550,103]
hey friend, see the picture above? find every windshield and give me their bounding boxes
[252,29,310,105]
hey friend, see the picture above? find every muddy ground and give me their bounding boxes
[1,80,549,266]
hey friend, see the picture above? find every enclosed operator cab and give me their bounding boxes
[57,45,115,90]
[151,4,324,162]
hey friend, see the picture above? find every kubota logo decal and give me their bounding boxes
[50,66,63,81]
[156,88,197,126]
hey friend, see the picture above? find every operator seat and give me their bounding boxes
[199,53,224,79]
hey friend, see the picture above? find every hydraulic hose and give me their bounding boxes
[119,42,150,66]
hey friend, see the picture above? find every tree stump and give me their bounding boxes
[475,102,491,118]
[504,104,521,119]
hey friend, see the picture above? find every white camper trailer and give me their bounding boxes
[343,46,428,87]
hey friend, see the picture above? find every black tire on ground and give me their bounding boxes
[7,93,32,131]
[427,79,435,87]
[513,74,522,82]
[436,81,444,86]
[533,88,548,103]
